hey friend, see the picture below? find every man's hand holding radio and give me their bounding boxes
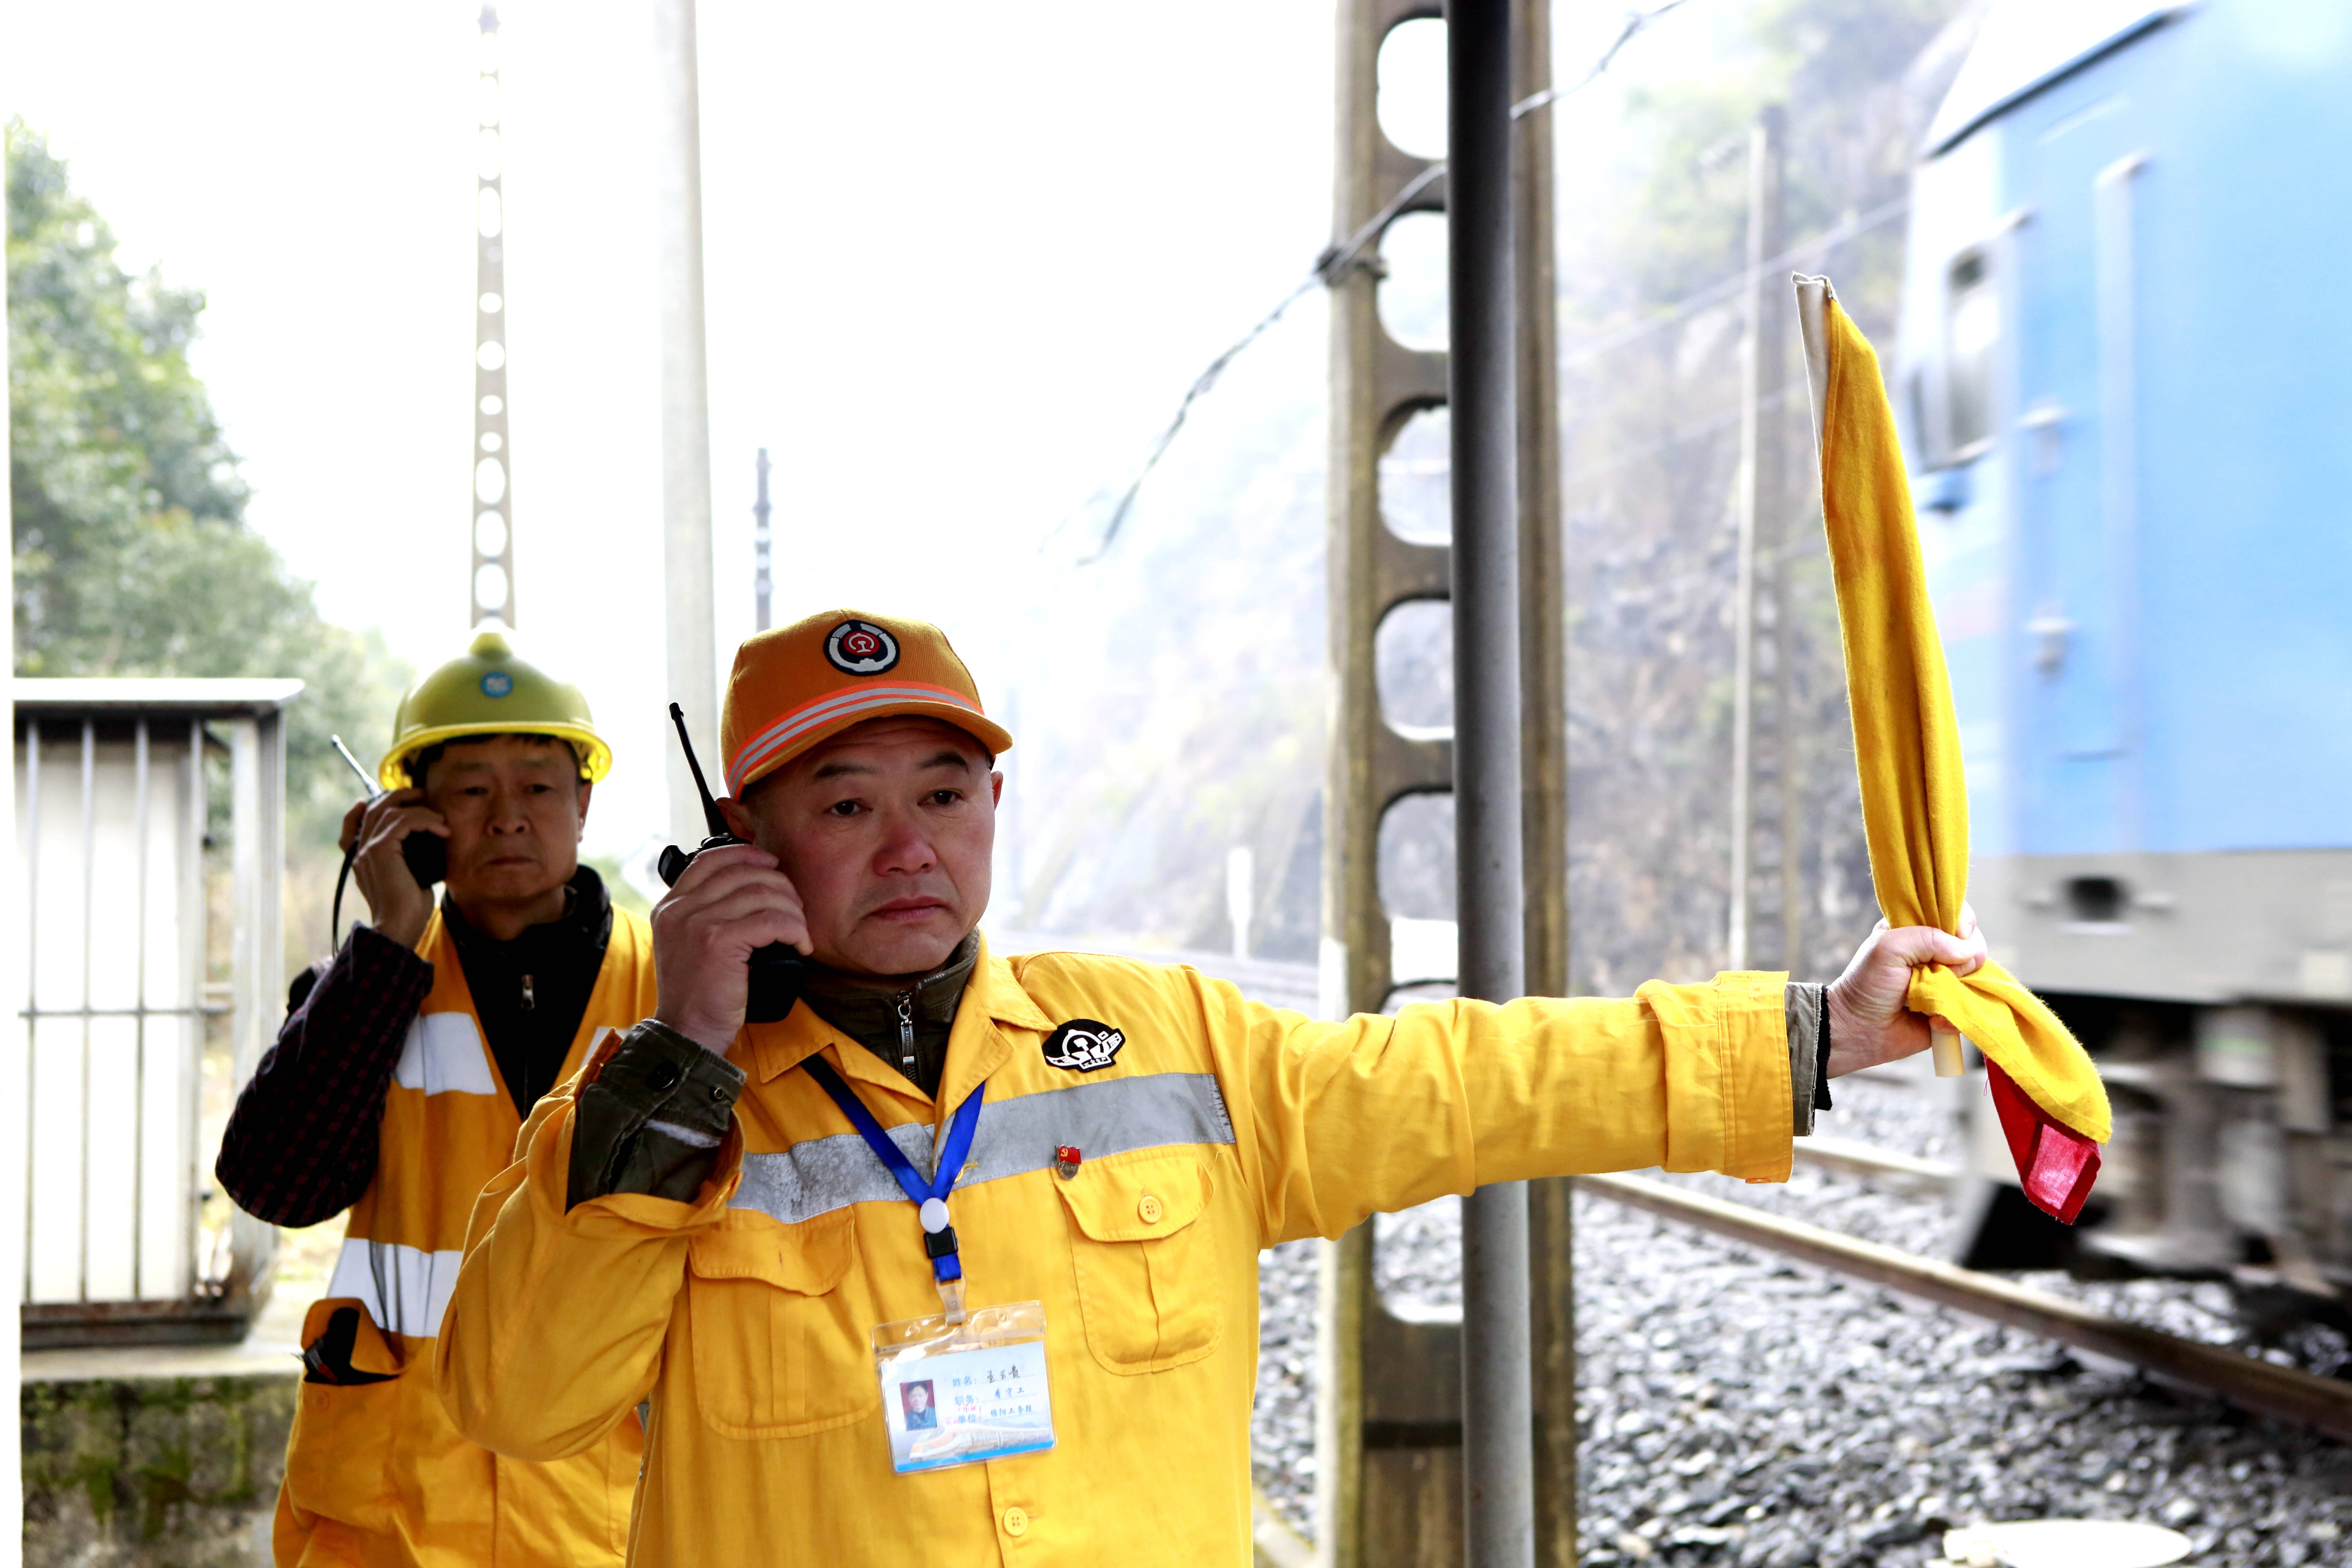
[651,843,811,1054]
[340,789,448,949]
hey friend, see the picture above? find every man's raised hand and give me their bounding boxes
[341,789,448,949]
[1822,905,1988,1078]
[649,843,811,1054]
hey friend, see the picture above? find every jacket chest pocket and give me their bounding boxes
[1054,1153,1222,1374]
[686,1209,873,1438]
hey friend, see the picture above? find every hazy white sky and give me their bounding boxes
[5,2,1648,859]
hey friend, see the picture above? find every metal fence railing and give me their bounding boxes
[15,678,299,1347]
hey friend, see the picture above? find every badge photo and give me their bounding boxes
[1042,1019,1124,1073]
[872,1302,1055,1475]
[825,619,902,676]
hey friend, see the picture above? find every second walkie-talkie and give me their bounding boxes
[659,702,805,1023]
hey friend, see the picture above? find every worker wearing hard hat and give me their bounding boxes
[217,631,653,1568]
[435,610,1984,1567]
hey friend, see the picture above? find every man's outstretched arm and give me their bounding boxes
[1209,916,1986,1249]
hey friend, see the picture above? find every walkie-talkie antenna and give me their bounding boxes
[330,735,378,793]
[668,703,730,837]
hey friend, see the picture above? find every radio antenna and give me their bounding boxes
[330,735,379,794]
[668,702,730,837]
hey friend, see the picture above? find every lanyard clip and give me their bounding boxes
[920,1194,965,1323]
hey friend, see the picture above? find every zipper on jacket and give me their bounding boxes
[520,973,535,1011]
[895,993,915,1074]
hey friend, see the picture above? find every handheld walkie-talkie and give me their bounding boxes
[659,703,805,1023]
[332,736,445,887]
[327,734,448,952]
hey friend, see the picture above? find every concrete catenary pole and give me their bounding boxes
[1448,4,1532,1565]
[654,0,718,842]
[1510,0,1575,1556]
[471,4,517,631]
[1757,111,1801,973]
[0,109,21,1519]
[753,447,773,633]
[1727,105,1785,971]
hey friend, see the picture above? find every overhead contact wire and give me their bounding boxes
[1061,0,1699,564]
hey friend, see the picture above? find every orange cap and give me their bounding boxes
[720,610,1013,797]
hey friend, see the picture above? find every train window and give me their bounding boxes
[1946,251,1998,457]
[2065,875,2128,925]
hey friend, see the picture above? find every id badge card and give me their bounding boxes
[871,1301,1054,1474]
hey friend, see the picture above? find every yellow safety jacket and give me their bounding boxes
[437,935,1793,1567]
[277,906,659,1568]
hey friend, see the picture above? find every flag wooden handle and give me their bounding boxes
[1930,1018,1966,1078]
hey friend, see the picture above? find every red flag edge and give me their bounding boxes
[1986,1059,2100,1223]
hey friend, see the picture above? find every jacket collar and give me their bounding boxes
[740,929,1052,1107]
[441,865,613,960]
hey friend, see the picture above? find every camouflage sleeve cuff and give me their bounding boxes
[1785,982,1826,1137]
[566,1020,747,1209]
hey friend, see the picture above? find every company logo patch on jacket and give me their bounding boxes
[1041,1018,1125,1073]
[824,619,901,676]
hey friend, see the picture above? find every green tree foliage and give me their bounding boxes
[7,121,408,845]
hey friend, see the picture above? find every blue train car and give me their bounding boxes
[1897,0,2352,1290]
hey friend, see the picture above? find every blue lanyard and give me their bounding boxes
[802,1057,984,1285]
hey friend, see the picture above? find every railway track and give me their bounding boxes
[1577,1171,2352,1444]
[1791,1131,1956,1194]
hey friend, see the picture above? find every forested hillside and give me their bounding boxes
[994,0,1982,992]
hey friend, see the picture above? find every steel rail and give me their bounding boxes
[1577,1172,2352,1444]
[1791,1135,1956,1196]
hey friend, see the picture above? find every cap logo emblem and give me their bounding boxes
[480,671,514,697]
[1042,1018,1124,1074]
[824,619,901,677]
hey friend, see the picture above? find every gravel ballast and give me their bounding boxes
[1249,1076,2352,1566]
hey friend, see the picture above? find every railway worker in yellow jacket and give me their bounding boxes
[435,609,1984,1567]
[218,631,655,1567]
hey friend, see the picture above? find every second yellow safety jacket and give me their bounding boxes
[436,933,1795,1566]
[276,906,659,1568]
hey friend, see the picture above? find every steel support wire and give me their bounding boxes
[1065,2,1691,569]
[1449,4,1533,1564]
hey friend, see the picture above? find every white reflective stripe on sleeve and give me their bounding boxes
[325,1236,467,1339]
[392,1011,497,1096]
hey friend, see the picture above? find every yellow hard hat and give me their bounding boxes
[379,630,612,788]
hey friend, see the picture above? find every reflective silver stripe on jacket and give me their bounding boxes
[325,1236,466,1339]
[731,1070,1235,1229]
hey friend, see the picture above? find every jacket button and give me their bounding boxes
[1001,1507,1029,1537]
[647,1062,682,1091]
[1137,1195,1164,1224]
